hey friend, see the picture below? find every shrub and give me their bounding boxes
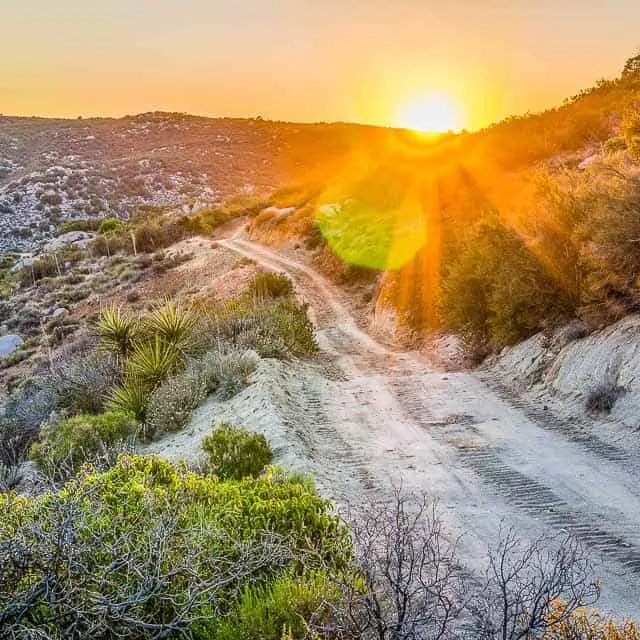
[258,300,318,358]
[622,108,640,160]
[205,297,317,359]
[58,218,103,234]
[99,216,127,235]
[107,380,150,422]
[145,366,208,438]
[49,350,121,415]
[0,419,35,490]
[544,604,640,639]
[247,272,294,299]
[216,570,340,640]
[603,136,628,153]
[585,381,624,414]
[1,377,58,437]
[90,233,130,256]
[0,455,349,638]
[30,410,139,478]
[126,336,183,387]
[96,304,139,357]
[203,423,273,480]
[19,254,60,285]
[442,218,574,349]
[133,220,185,253]
[198,349,259,399]
[143,298,200,355]
[145,350,258,439]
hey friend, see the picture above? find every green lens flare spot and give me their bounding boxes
[315,197,427,271]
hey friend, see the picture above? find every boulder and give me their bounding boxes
[0,334,23,357]
[44,231,96,252]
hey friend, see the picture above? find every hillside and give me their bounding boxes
[0,113,389,252]
[245,66,640,353]
[3,60,640,638]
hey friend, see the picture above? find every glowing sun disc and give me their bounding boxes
[395,93,463,133]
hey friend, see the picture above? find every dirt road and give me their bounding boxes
[178,236,640,617]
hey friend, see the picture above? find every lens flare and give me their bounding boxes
[316,196,427,271]
[314,156,433,271]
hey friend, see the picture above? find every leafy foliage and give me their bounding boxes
[143,297,200,355]
[442,218,574,349]
[126,335,182,387]
[30,410,139,478]
[0,455,349,639]
[203,423,274,480]
[247,272,294,299]
[107,379,150,422]
[216,570,340,640]
[96,304,138,357]
[544,604,640,640]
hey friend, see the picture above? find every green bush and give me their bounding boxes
[126,336,182,387]
[57,218,103,234]
[30,410,138,478]
[442,218,574,349]
[90,232,130,256]
[133,221,186,253]
[0,455,350,638]
[260,299,318,357]
[216,570,340,640]
[203,423,273,480]
[206,296,318,359]
[107,379,149,422]
[247,272,294,299]
[98,217,127,235]
[96,304,139,357]
[143,298,200,355]
[19,254,60,285]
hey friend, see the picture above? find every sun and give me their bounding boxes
[394,92,464,133]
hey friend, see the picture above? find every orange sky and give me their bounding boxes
[1,1,639,129]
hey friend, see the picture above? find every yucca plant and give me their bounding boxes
[126,336,183,387]
[107,380,149,423]
[96,304,138,357]
[144,298,200,355]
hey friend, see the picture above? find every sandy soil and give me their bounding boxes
[147,234,640,619]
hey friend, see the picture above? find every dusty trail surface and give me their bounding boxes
[153,235,640,617]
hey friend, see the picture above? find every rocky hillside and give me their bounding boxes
[0,113,387,252]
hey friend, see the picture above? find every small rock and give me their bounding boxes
[578,154,599,170]
[51,307,69,319]
[0,334,23,357]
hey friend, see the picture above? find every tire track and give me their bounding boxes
[218,234,640,616]
[480,371,635,465]
[387,370,640,575]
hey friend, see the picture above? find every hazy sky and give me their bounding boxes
[2,0,639,128]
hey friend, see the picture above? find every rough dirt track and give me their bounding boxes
[207,236,640,617]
